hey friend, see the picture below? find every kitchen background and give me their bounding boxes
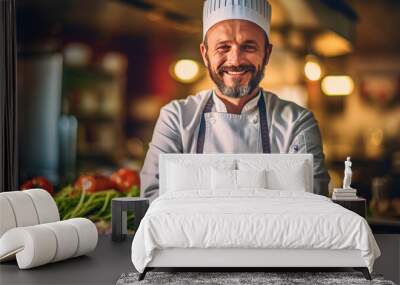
[16,0,400,232]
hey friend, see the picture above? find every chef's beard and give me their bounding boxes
[205,54,267,98]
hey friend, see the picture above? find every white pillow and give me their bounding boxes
[211,168,267,190]
[238,159,308,192]
[167,162,210,191]
[211,168,236,190]
[237,169,267,189]
[266,164,307,191]
[166,160,235,192]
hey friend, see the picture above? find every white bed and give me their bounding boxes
[131,154,381,280]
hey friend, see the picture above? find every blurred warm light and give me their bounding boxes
[370,128,384,146]
[126,137,145,158]
[365,128,384,159]
[130,97,164,121]
[313,31,352,57]
[288,30,305,50]
[304,61,322,81]
[64,43,92,67]
[269,31,285,48]
[321,76,354,96]
[101,52,127,74]
[172,59,200,83]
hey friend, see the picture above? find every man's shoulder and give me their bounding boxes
[264,90,313,122]
[264,90,308,113]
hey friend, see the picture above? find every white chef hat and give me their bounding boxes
[203,0,272,40]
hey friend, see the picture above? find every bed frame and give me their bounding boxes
[139,248,371,280]
[138,154,372,281]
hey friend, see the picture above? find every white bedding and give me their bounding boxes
[131,190,380,273]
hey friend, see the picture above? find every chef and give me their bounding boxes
[140,0,330,202]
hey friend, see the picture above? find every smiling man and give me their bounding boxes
[140,0,330,202]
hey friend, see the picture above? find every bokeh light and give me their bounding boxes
[304,61,322,81]
[173,59,200,83]
[321,76,354,96]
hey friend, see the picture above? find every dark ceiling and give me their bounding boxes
[16,0,400,54]
[16,0,203,43]
[349,0,400,54]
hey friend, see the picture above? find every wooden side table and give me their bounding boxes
[111,197,149,242]
[332,197,367,218]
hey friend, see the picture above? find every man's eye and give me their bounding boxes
[243,45,256,52]
[217,45,230,52]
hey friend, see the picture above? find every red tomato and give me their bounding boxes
[74,175,116,193]
[21,176,54,195]
[110,168,140,193]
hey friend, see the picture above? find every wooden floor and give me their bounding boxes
[0,235,134,285]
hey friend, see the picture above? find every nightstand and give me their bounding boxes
[111,197,149,242]
[332,197,367,218]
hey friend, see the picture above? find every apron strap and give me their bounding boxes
[196,94,214,153]
[257,94,271,153]
[196,90,271,154]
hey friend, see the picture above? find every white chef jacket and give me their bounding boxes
[140,89,330,202]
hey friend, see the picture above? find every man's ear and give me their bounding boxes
[200,42,209,68]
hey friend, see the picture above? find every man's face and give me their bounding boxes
[200,19,273,98]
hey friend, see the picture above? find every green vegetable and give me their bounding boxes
[55,185,139,230]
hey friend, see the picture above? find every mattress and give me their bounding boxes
[131,190,381,273]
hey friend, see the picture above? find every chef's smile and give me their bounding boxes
[223,70,250,79]
[223,72,251,88]
[218,65,255,86]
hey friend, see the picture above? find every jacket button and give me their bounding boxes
[252,117,258,124]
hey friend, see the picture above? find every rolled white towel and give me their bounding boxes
[64,218,98,257]
[0,218,98,269]
[42,221,79,263]
[0,191,39,227]
[0,225,57,268]
[0,196,17,237]
[23,189,60,224]
[0,189,59,239]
